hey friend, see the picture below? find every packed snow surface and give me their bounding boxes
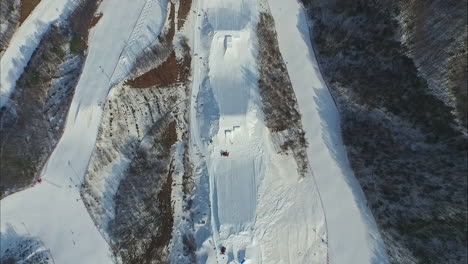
[1,0,168,263]
[268,0,389,263]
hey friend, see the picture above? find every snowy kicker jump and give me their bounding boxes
[191,1,264,263]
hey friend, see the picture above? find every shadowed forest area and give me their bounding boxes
[301,0,467,263]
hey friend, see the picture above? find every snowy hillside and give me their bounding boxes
[2,0,464,263]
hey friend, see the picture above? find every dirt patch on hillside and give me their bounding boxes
[125,40,191,88]
[165,2,176,44]
[89,12,103,29]
[126,51,179,88]
[177,0,192,30]
[19,0,41,24]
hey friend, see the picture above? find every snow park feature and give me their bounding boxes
[189,0,328,263]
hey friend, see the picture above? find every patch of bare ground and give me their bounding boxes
[126,51,179,88]
[89,12,103,29]
[177,0,192,30]
[125,38,191,88]
[166,2,176,44]
[257,13,309,176]
[19,0,41,24]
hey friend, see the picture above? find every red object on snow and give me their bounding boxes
[37,178,42,183]
[220,246,226,254]
[220,151,229,157]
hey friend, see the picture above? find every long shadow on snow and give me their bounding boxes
[294,7,389,263]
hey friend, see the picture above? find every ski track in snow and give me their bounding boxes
[0,1,168,263]
[267,0,389,263]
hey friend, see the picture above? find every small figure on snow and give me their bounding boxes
[220,246,226,255]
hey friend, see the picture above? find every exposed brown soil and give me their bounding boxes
[165,2,176,45]
[177,0,192,30]
[125,51,179,88]
[19,0,41,24]
[125,41,191,89]
[89,12,103,29]
[164,121,178,148]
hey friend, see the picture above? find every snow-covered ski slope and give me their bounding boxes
[191,1,265,263]
[190,0,327,263]
[268,0,389,263]
[1,0,168,263]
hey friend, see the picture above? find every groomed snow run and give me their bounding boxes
[267,0,389,263]
[1,0,168,263]
[0,0,79,108]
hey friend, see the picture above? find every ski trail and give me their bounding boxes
[267,0,389,263]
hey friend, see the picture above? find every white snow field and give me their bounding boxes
[1,0,168,263]
[190,0,327,263]
[0,0,80,108]
[268,0,389,263]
